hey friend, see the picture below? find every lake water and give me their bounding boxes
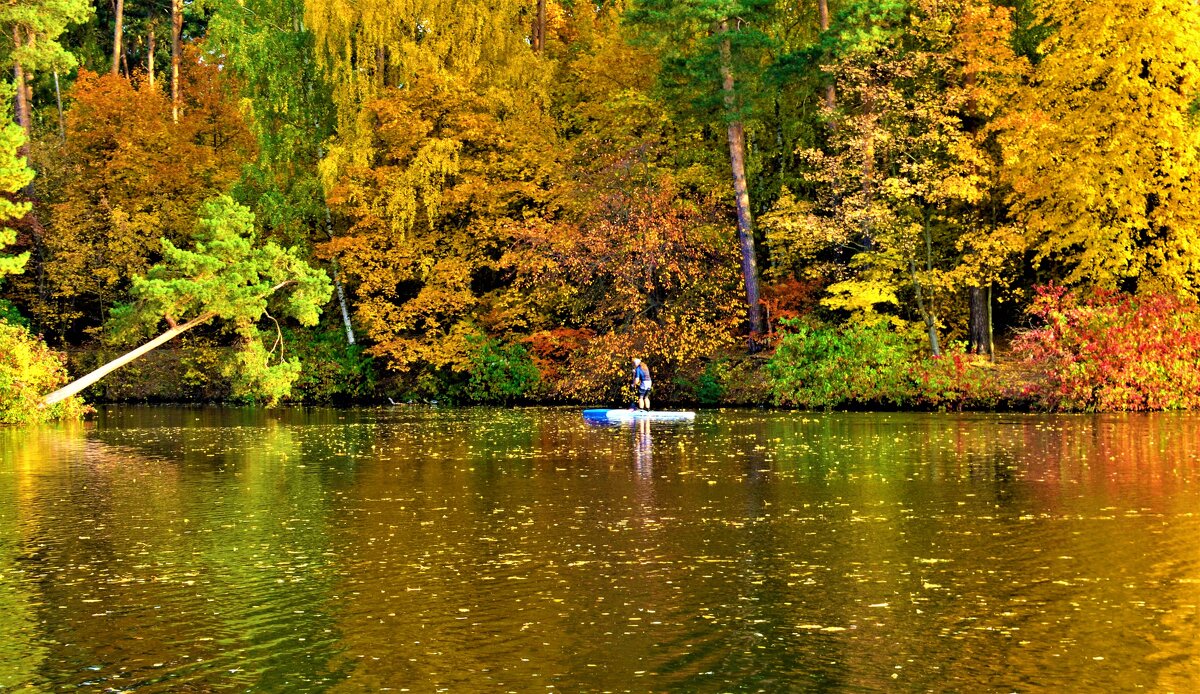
[2,407,1200,691]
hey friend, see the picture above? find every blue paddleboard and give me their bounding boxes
[582,409,696,422]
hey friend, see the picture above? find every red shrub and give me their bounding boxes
[1012,285,1200,411]
[526,328,595,384]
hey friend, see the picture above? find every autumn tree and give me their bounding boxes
[0,93,86,424]
[511,172,744,401]
[1001,0,1200,293]
[768,0,1024,356]
[0,86,32,278]
[206,0,355,343]
[320,75,557,391]
[306,0,556,393]
[30,59,253,339]
[504,4,745,401]
[43,195,332,406]
[626,0,777,340]
[0,0,91,174]
[305,0,542,184]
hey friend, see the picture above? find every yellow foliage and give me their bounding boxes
[1001,0,1200,291]
[306,0,545,186]
[821,279,901,324]
[323,74,558,376]
[760,187,851,280]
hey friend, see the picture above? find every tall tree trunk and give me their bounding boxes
[171,0,182,122]
[12,33,33,197]
[42,311,217,406]
[534,0,547,53]
[910,259,941,357]
[817,0,835,109]
[148,21,156,87]
[987,285,994,359]
[968,285,993,358]
[324,209,356,346]
[962,67,994,360]
[719,22,766,340]
[112,0,125,76]
[54,71,66,140]
[332,268,356,345]
[12,40,31,146]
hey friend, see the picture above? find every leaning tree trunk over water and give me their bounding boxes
[718,21,766,340]
[42,311,217,406]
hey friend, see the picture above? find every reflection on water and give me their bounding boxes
[2,408,1200,690]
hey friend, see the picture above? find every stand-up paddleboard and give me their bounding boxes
[583,409,696,423]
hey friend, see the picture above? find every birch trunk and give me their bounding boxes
[54,71,66,140]
[316,141,357,346]
[171,0,182,122]
[112,0,125,76]
[333,268,356,345]
[323,207,356,345]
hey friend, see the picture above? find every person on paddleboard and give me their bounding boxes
[632,358,652,410]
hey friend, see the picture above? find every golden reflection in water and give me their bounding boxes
[0,426,89,688]
[2,409,1200,690]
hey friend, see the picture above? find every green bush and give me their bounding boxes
[768,319,1003,409]
[0,299,27,328]
[464,336,540,404]
[0,320,88,424]
[674,359,727,405]
[768,320,919,407]
[286,326,378,402]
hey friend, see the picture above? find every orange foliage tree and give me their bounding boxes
[511,168,744,402]
[502,5,745,403]
[26,48,253,340]
[319,75,557,393]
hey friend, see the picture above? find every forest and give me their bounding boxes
[2,0,1200,421]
